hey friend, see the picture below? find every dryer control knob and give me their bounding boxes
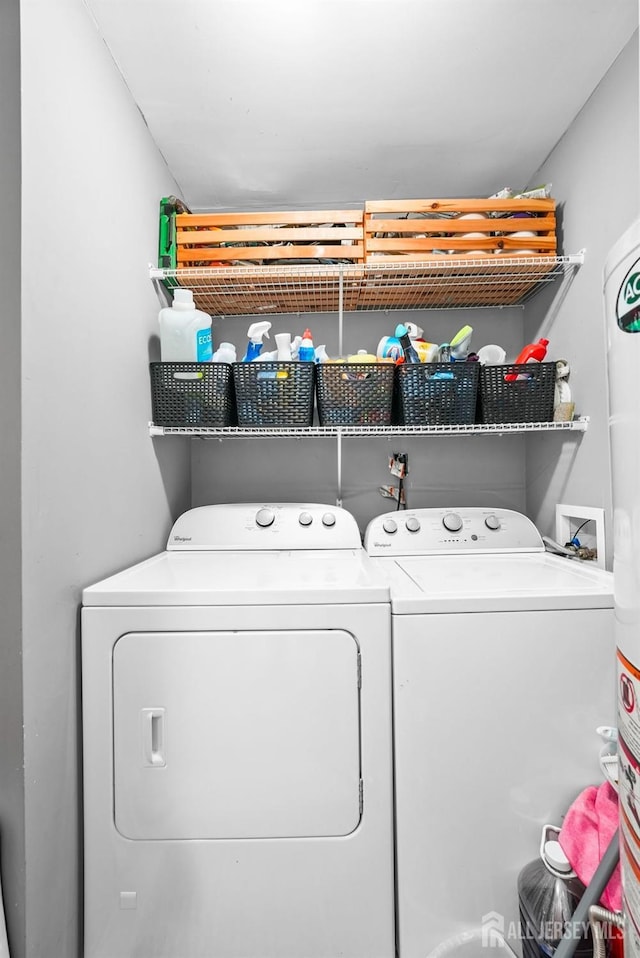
[442,512,463,532]
[322,512,336,527]
[299,512,313,526]
[405,517,421,533]
[382,518,398,535]
[255,507,275,528]
[485,514,501,531]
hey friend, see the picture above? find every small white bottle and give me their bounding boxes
[212,342,236,363]
[159,288,213,362]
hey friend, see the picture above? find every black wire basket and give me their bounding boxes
[232,361,315,427]
[316,362,396,426]
[396,362,480,425]
[478,362,556,423]
[150,362,235,427]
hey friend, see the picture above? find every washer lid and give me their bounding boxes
[83,549,389,606]
[372,552,613,613]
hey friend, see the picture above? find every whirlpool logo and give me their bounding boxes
[173,535,192,542]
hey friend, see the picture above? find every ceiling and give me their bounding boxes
[85,0,638,212]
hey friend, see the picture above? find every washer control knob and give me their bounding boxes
[382,518,398,535]
[442,512,463,533]
[299,512,313,527]
[485,514,501,531]
[255,508,275,528]
[405,517,421,533]
[322,512,336,527]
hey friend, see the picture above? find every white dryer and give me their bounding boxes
[364,507,615,958]
[82,503,395,958]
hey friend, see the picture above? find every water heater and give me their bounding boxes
[606,219,640,958]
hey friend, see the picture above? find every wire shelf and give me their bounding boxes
[149,418,589,438]
[150,254,583,316]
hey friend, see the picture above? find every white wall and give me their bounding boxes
[192,308,528,524]
[524,32,639,566]
[20,0,189,953]
[0,0,25,954]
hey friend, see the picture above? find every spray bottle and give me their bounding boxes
[395,324,420,363]
[159,288,213,362]
[243,321,272,362]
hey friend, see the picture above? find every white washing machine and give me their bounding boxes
[82,502,395,958]
[364,507,615,958]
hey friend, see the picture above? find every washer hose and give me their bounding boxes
[553,830,620,958]
[588,904,624,958]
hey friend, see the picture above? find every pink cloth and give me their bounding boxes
[558,781,621,912]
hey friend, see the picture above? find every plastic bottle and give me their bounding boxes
[275,332,292,360]
[212,342,236,363]
[395,324,420,363]
[159,288,213,362]
[377,336,403,361]
[347,349,377,363]
[242,321,272,362]
[518,831,592,958]
[298,328,315,362]
[314,345,329,363]
[449,324,474,361]
[506,337,549,381]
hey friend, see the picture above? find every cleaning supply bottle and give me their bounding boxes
[506,337,549,381]
[314,345,329,363]
[159,288,213,362]
[449,324,473,361]
[275,332,293,360]
[298,328,315,362]
[377,335,403,361]
[518,827,592,958]
[212,342,236,363]
[347,349,377,363]
[242,321,272,362]
[395,324,420,363]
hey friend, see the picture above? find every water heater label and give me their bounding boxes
[616,255,640,332]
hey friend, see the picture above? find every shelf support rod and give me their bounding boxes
[338,266,344,355]
[336,431,343,508]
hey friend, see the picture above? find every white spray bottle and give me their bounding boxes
[243,321,272,362]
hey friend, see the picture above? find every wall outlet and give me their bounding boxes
[555,503,606,569]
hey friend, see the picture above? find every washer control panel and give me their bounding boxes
[168,503,361,551]
[364,508,544,556]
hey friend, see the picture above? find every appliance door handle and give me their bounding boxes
[141,708,166,767]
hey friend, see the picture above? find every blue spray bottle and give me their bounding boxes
[243,321,272,361]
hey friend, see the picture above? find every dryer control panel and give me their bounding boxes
[364,507,544,556]
[168,503,362,551]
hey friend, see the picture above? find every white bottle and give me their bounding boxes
[159,288,213,362]
[212,342,236,363]
[275,332,293,360]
